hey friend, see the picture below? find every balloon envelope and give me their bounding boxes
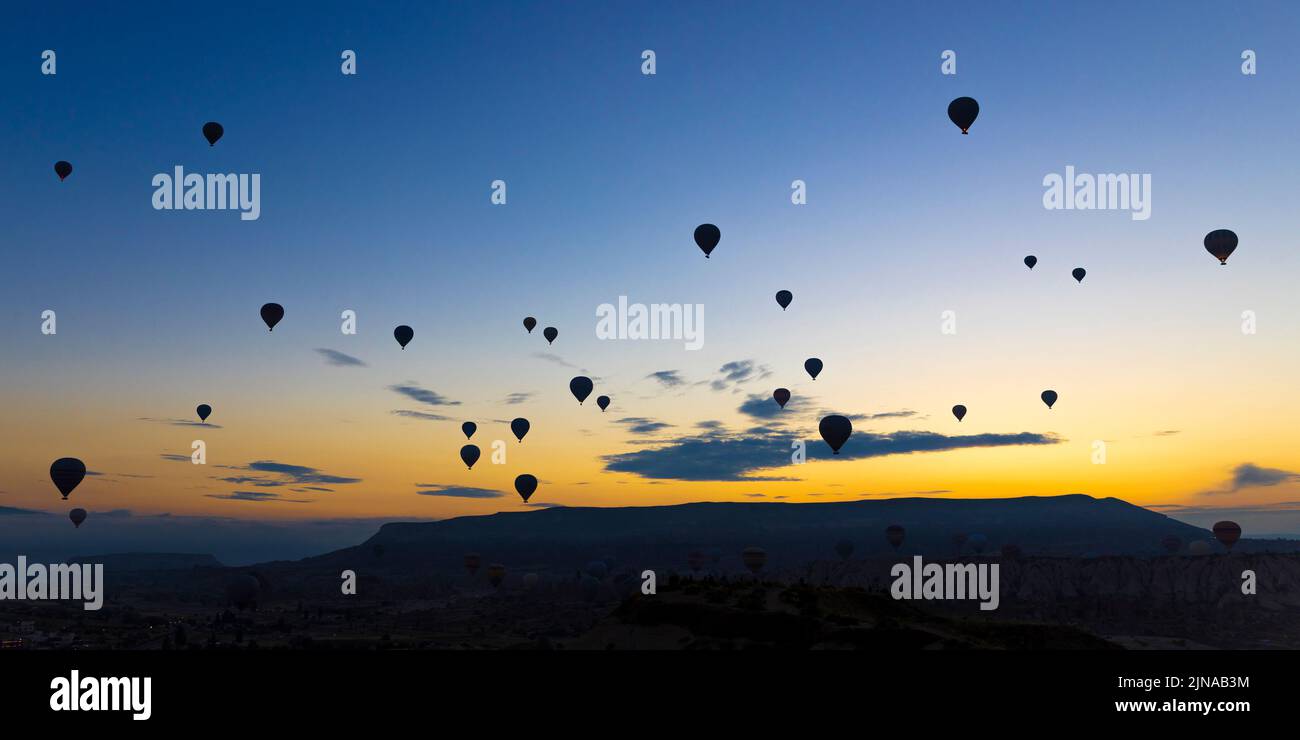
[54,161,73,180]
[694,224,721,258]
[543,327,558,344]
[393,325,414,348]
[203,121,224,146]
[196,404,212,422]
[596,395,610,411]
[487,564,506,587]
[464,553,482,575]
[804,358,823,380]
[1072,267,1086,283]
[741,547,766,574]
[523,317,537,333]
[947,97,979,133]
[514,474,538,502]
[459,444,481,469]
[775,290,793,310]
[1024,255,1037,269]
[773,388,791,408]
[510,417,530,441]
[569,376,594,404]
[952,404,967,422]
[1204,229,1238,265]
[818,415,852,454]
[1160,535,1182,554]
[885,524,905,550]
[1212,521,1242,550]
[260,303,284,331]
[461,421,476,439]
[69,508,87,528]
[1041,390,1058,409]
[50,458,86,499]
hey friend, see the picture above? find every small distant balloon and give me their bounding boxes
[260,303,284,331]
[804,358,823,380]
[741,546,766,574]
[1212,521,1242,550]
[775,290,793,310]
[818,414,852,454]
[543,327,558,345]
[694,224,721,258]
[461,421,477,439]
[459,444,481,470]
[1041,390,1058,409]
[196,404,212,422]
[487,564,505,588]
[1160,535,1182,554]
[773,388,791,409]
[1188,540,1213,556]
[393,325,414,349]
[202,121,224,146]
[569,376,594,404]
[1024,255,1037,269]
[1072,267,1086,283]
[54,161,73,181]
[596,395,610,412]
[464,553,482,576]
[687,551,705,573]
[514,474,538,503]
[1204,229,1238,265]
[885,524,905,550]
[952,404,967,422]
[510,417,530,442]
[69,508,87,529]
[50,458,86,500]
[523,317,537,333]
[947,97,979,134]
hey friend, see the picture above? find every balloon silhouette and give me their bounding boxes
[947,97,979,134]
[1160,535,1182,554]
[569,376,594,404]
[394,325,414,349]
[804,358,823,380]
[459,444,481,470]
[69,508,87,529]
[1041,390,1058,409]
[514,474,538,503]
[775,290,793,310]
[952,404,967,422]
[834,540,854,561]
[464,553,481,576]
[1024,255,1037,269]
[487,564,505,588]
[543,327,558,345]
[818,415,852,454]
[461,421,477,439]
[1204,229,1238,265]
[203,122,224,146]
[54,161,73,181]
[1212,521,1242,550]
[687,551,705,573]
[596,395,610,412]
[523,317,537,333]
[1072,267,1086,283]
[694,224,721,258]
[260,303,284,331]
[510,417,530,442]
[50,458,86,500]
[741,547,766,574]
[773,388,791,409]
[885,524,905,550]
[196,404,212,422]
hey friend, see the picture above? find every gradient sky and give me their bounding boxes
[4,1,1300,561]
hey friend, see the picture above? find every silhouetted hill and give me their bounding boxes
[70,553,224,570]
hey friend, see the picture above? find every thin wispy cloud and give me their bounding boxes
[392,410,451,421]
[1201,463,1300,495]
[315,348,366,367]
[647,370,686,388]
[614,417,674,435]
[504,392,533,405]
[389,383,460,406]
[416,486,505,499]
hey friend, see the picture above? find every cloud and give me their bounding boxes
[533,352,575,368]
[216,461,361,490]
[738,393,801,420]
[315,348,366,367]
[504,392,533,405]
[696,420,725,431]
[863,410,919,420]
[138,417,224,429]
[389,383,460,407]
[710,360,771,391]
[392,410,451,422]
[615,417,674,435]
[416,486,505,499]
[205,491,310,503]
[0,505,49,516]
[1153,430,1180,437]
[603,429,1061,481]
[1202,463,1300,495]
[647,370,686,387]
[160,453,192,462]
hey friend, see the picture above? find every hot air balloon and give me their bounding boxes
[487,564,506,588]
[819,415,852,454]
[461,421,477,439]
[947,97,979,134]
[1212,521,1242,550]
[775,290,793,310]
[514,474,538,503]
[694,224,721,258]
[885,524,905,551]
[1204,229,1238,265]
[260,303,284,331]
[569,376,593,404]
[203,122,224,146]
[196,404,212,422]
[1041,390,1058,409]
[54,161,73,180]
[741,547,767,574]
[50,458,86,500]
[1160,535,1182,554]
[523,317,537,333]
[394,325,414,349]
[543,327,558,344]
[773,388,791,409]
[804,358,823,380]
[834,540,854,561]
[968,533,988,555]
[1072,267,1086,283]
[510,417,530,442]
[952,404,967,422]
[69,508,87,529]
[464,553,482,576]
[1024,255,1037,269]
[225,574,260,610]
[459,444,481,470]
[596,395,610,412]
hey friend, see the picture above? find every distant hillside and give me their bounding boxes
[70,552,223,570]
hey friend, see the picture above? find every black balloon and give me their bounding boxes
[596,395,610,412]
[514,474,538,502]
[460,444,481,470]
[569,376,593,404]
[260,303,284,331]
[54,161,72,180]
[1204,229,1238,265]
[885,524,905,550]
[804,358,823,380]
[947,97,979,134]
[523,317,537,333]
[462,421,477,439]
[50,458,86,499]
[1024,255,1037,269]
[952,404,966,422]
[1072,267,1086,283]
[510,417,530,442]
[1041,390,1058,409]
[773,388,791,408]
[196,404,212,422]
[543,327,558,344]
[694,224,721,258]
[818,415,852,454]
[394,325,414,349]
[69,508,87,529]
[203,121,224,146]
[775,290,793,310]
